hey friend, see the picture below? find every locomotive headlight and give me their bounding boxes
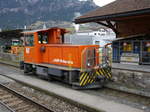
[87,62,91,67]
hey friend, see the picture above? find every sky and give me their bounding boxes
[93,0,116,6]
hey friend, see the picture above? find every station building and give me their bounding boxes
[75,0,150,97]
[65,28,115,47]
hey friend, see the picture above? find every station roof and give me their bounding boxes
[0,29,23,39]
[75,0,150,24]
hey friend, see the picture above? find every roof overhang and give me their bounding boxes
[74,0,150,38]
[75,8,150,24]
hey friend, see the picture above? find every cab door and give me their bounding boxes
[24,34,35,63]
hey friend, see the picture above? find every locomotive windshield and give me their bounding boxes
[12,40,21,46]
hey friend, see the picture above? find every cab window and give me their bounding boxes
[38,32,48,44]
[24,34,34,46]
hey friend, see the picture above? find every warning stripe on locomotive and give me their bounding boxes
[79,67,112,86]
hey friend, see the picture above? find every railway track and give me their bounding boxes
[0,83,53,112]
[0,101,15,112]
[0,62,149,112]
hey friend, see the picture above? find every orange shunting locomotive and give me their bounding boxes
[20,27,110,89]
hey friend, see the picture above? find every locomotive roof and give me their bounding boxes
[22,28,49,34]
[22,28,67,34]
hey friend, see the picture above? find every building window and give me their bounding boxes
[95,41,100,45]
[142,41,150,64]
[113,39,150,65]
[121,42,132,52]
[133,42,140,53]
[112,42,120,62]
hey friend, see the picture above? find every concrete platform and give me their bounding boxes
[112,63,150,73]
[0,75,15,84]
[0,65,144,112]
[111,63,150,97]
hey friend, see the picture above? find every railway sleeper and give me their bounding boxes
[8,101,23,107]
[0,95,12,99]
[1,97,19,103]
[22,108,38,112]
[14,105,31,111]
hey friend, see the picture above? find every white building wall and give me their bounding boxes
[66,28,116,47]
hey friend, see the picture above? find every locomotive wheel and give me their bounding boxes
[23,63,33,74]
[24,64,28,73]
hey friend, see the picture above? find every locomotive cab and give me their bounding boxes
[21,27,111,89]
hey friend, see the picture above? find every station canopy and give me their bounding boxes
[0,29,23,39]
[75,0,150,38]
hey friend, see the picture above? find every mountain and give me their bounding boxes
[0,0,97,29]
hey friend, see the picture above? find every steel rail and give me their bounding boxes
[0,101,15,112]
[0,83,54,112]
